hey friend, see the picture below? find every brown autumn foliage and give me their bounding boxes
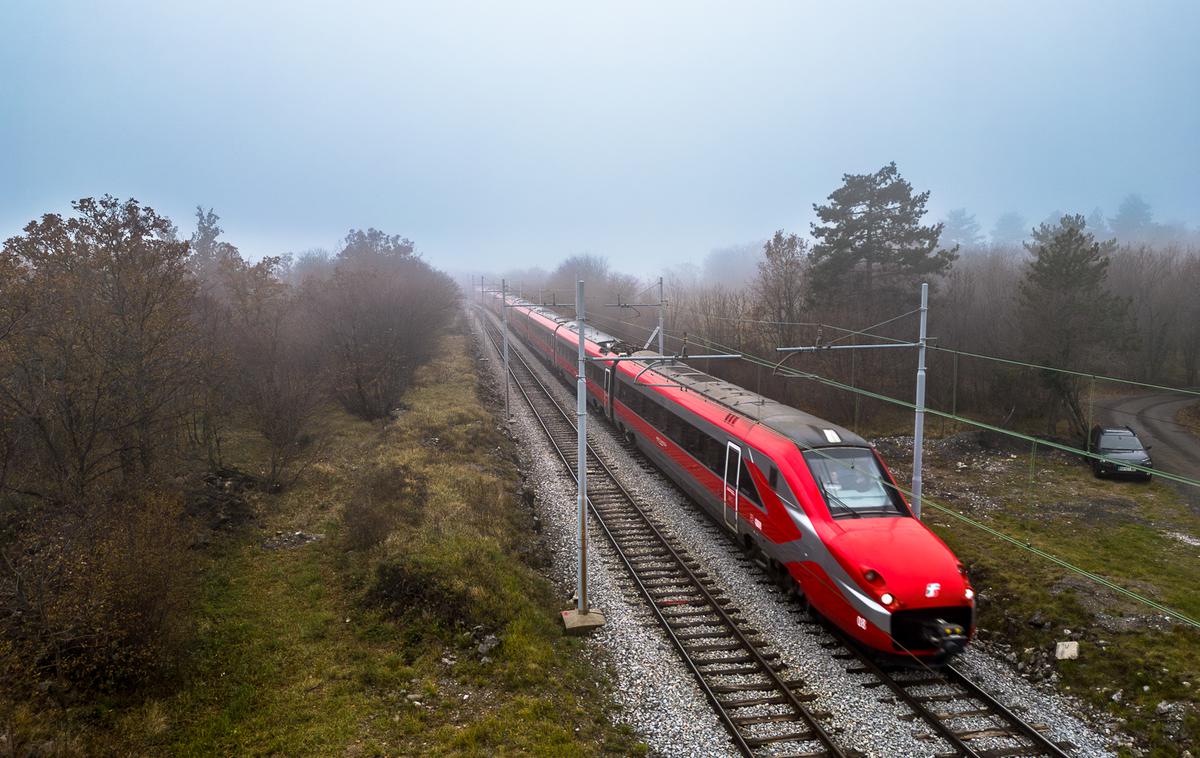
[306,229,458,420]
[0,492,191,697]
[533,234,1198,439]
[0,198,459,696]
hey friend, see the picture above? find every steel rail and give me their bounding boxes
[475,307,854,758]
[943,664,1072,757]
[819,620,1071,758]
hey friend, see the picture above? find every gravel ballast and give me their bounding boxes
[470,309,1120,757]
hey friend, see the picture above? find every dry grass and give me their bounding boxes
[1,328,642,756]
[894,433,1200,754]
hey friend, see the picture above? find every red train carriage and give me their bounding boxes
[487,292,974,659]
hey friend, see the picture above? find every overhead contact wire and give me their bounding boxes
[581,309,1200,629]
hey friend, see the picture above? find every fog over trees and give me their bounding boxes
[491,165,1200,441]
[6,173,1189,716]
[0,198,458,695]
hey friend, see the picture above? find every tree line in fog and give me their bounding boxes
[492,164,1200,440]
[0,197,457,694]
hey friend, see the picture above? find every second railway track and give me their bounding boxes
[475,305,1076,758]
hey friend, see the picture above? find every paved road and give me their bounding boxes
[1097,390,1200,508]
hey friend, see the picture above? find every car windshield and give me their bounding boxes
[1099,435,1143,452]
[802,447,908,519]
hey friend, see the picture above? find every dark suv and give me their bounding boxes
[1089,426,1153,480]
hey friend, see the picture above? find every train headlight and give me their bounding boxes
[880,593,895,606]
[964,588,975,601]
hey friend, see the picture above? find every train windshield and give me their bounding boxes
[802,447,908,519]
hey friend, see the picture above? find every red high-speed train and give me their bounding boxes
[486,292,974,659]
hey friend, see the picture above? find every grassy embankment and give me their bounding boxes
[897,439,1199,757]
[17,329,642,756]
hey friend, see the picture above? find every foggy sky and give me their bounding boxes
[3,1,1198,277]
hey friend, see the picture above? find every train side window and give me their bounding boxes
[768,465,778,490]
[668,410,685,445]
[681,425,701,459]
[703,436,719,473]
[738,460,763,510]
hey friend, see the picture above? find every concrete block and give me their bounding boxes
[561,608,606,635]
[1056,640,1079,660]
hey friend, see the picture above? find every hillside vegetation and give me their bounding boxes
[2,327,641,755]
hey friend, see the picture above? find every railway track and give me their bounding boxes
[475,306,1075,758]
[691,518,1075,758]
[823,629,1073,758]
[475,308,855,758]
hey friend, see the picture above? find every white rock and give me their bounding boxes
[1055,641,1079,660]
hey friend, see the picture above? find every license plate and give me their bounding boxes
[1117,466,1134,472]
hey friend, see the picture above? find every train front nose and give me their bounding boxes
[921,617,969,657]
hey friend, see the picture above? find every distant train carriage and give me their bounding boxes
[487,292,974,659]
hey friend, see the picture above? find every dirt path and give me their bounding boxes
[1098,390,1200,510]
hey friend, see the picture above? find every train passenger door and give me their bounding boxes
[723,442,741,531]
[603,367,614,421]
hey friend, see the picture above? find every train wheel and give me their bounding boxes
[769,560,789,592]
[777,565,809,610]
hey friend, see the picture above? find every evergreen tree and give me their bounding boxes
[189,207,240,283]
[990,211,1028,246]
[940,208,984,250]
[1086,206,1112,240]
[808,162,956,305]
[1018,214,1128,435]
[1109,193,1154,242]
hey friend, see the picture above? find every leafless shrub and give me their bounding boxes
[305,230,459,420]
[0,492,192,696]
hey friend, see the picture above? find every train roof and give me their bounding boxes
[515,301,623,349]
[505,296,865,450]
[645,357,868,451]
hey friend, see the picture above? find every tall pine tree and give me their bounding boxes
[808,162,956,306]
[1018,214,1129,435]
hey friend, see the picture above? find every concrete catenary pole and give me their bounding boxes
[575,279,590,614]
[911,282,929,519]
[658,276,666,357]
[502,278,510,421]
